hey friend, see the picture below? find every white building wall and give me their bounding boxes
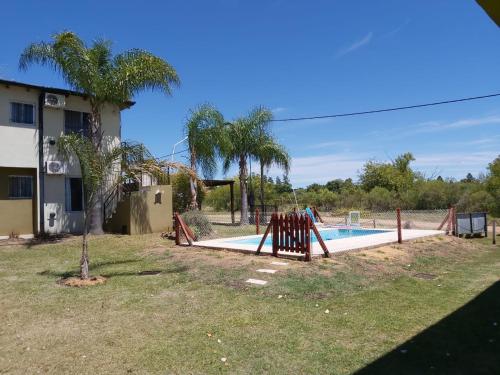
[0,85,40,233]
[0,83,123,235]
[42,96,121,234]
[0,85,39,168]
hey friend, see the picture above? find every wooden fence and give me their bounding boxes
[437,206,457,235]
[256,212,329,261]
[174,212,196,246]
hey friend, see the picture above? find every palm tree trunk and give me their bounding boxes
[80,216,90,280]
[259,159,265,215]
[239,155,249,225]
[89,106,104,234]
[189,151,198,210]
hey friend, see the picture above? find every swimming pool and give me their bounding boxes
[226,228,390,246]
[194,227,443,257]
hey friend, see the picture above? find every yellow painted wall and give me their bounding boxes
[0,167,37,236]
[104,193,131,234]
[105,185,173,235]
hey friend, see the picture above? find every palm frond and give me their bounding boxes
[220,106,290,178]
[185,104,225,178]
[113,49,180,102]
[19,42,56,71]
[120,141,200,184]
[258,140,291,172]
[20,32,180,107]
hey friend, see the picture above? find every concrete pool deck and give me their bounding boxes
[193,228,445,259]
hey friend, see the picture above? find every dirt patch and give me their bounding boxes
[168,245,306,271]
[59,276,107,287]
[355,245,408,261]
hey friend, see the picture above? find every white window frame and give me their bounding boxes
[9,101,36,126]
[8,175,33,199]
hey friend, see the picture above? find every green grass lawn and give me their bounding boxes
[0,234,498,374]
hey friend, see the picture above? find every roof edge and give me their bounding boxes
[0,79,135,109]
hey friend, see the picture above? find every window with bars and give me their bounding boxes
[65,177,83,212]
[64,110,90,136]
[10,102,34,125]
[8,176,33,199]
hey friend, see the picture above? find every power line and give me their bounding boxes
[157,148,189,160]
[271,92,500,122]
[155,91,500,159]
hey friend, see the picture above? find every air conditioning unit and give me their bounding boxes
[46,161,65,175]
[44,93,66,108]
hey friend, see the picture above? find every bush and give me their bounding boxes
[456,190,495,213]
[171,173,205,213]
[366,187,393,211]
[181,210,213,239]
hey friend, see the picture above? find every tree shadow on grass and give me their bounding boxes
[38,259,143,278]
[354,281,500,375]
[101,264,188,278]
[38,259,188,279]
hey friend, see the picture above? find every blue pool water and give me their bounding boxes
[227,228,390,246]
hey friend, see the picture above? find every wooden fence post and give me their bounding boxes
[493,220,496,245]
[451,206,456,236]
[256,208,260,235]
[272,213,279,257]
[174,212,194,246]
[256,215,273,255]
[396,208,402,244]
[174,212,180,245]
[484,212,488,238]
[304,215,311,261]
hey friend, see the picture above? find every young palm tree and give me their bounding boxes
[19,31,180,234]
[222,107,288,224]
[184,104,225,209]
[58,135,192,280]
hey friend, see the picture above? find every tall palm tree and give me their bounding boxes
[255,136,290,213]
[222,107,288,225]
[184,104,225,209]
[19,31,180,234]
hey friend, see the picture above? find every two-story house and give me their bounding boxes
[0,79,130,239]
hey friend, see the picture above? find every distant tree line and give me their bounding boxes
[201,153,500,216]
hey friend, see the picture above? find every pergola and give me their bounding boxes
[203,179,235,224]
[477,0,500,26]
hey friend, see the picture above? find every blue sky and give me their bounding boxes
[2,0,500,187]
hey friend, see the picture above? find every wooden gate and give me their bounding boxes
[256,212,329,261]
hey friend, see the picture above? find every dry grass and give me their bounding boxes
[0,234,498,374]
[59,275,107,287]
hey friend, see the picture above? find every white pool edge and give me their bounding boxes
[193,228,445,259]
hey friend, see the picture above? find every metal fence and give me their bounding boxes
[317,209,449,230]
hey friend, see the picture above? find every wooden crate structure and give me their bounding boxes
[256,212,329,261]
